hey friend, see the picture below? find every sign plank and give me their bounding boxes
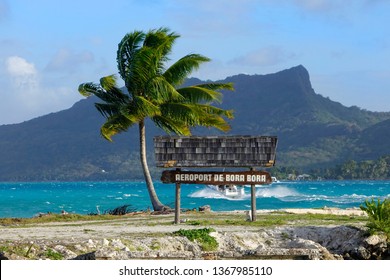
[161,170,272,185]
[154,136,277,168]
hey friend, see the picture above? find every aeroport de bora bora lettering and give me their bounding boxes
[175,173,267,183]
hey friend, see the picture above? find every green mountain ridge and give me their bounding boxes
[1,65,389,181]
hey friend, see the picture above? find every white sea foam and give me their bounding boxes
[256,185,300,198]
[189,187,248,201]
[123,194,139,197]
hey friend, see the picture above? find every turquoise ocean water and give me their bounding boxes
[0,180,389,218]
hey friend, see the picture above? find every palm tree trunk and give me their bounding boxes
[139,119,166,211]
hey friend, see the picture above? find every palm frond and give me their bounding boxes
[95,103,120,119]
[143,27,179,61]
[163,54,210,86]
[146,76,184,102]
[160,102,233,132]
[160,103,200,125]
[122,95,161,120]
[100,114,136,141]
[99,75,117,91]
[117,30,145,81]
[197,112,232,132]
[124,46,159,94]
[78,79,129,105]
[151,115,191,136]
[177,86,223,103]
[195,82,234,91]
[78,82,100,97]
[196,104,234,119]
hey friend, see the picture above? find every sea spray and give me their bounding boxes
[256,185,300,198]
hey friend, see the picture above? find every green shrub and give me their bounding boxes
[360,198,390,237]
[173,228,218,251]
[45,249,63,260]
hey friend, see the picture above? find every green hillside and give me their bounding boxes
[0,65,389,181]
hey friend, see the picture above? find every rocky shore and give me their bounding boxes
[1,209,389,260]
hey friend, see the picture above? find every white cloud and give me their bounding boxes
[6,55,37,76]
[1,55,80,124]
[5,55,38,89]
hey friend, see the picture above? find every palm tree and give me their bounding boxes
[78,27,234,211]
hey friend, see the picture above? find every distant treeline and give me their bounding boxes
[271,155,390,180]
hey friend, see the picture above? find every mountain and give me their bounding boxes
[0,97,143,180]
[215,65,390,168]
[1,65,389,181]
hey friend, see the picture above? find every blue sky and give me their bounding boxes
[1,0,389,125]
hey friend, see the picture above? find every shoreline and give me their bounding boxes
[0,207,367,241]
[0,207,367,220]
[1,207,384,260]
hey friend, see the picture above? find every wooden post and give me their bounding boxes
[250,167,256,222]
[174,168,181,224]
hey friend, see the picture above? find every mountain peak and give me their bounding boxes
[275,65,311,85]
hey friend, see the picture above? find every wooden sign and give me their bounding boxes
[161,170,272,185]
[154,136,277,168]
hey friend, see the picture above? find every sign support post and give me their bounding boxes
[174,168,181,224]
[250,167,256,222]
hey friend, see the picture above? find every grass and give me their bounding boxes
[182,212,367,227]
[0,211,368,229]
[45,248,63,260]
[173,228,218,251]
[0,213,128,226]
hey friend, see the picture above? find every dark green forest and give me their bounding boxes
[271,155,390,180]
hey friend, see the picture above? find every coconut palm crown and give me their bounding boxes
[78,27,234,211]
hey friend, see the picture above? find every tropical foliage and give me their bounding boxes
[173,228,218,251]
[271,155,390,180]
[78,27,234,210]
[360,198,390,237]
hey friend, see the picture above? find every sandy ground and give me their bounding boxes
[280,207,366,216]
[0,208,366,242]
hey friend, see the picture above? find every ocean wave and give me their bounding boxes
[123,194,139,197]
[275,193,389,204]
[256,186,300,198]
[188,188,248,201]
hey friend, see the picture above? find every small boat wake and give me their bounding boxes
[189,184,301,201]
[256,185,300,198]
[189,185,248,200]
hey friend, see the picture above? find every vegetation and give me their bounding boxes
[45,248,63,260]
[271,155,390,180]
[78,27,234,210]
[0,211,368,228]
[183,211,367,227]
[0,213,129,226]
[173,228,218,251]
[314,156,390,180]
[360,198,390,237]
